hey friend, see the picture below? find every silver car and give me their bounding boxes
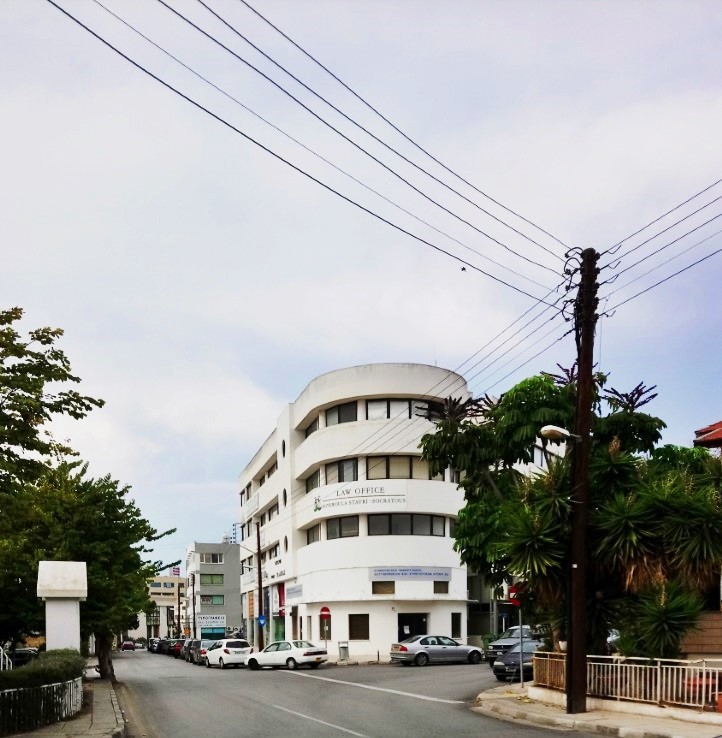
[390,635,483,666]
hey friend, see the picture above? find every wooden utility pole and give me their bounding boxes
[567,247,599,714]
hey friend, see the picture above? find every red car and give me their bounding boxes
[168,639,184,658]
[120,640,135,651]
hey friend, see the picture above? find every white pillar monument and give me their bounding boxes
[37,561,87,652]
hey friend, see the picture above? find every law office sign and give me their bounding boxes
[370,566,451,581]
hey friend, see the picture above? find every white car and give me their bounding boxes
[246,640,328,670]
[204,638,252,669]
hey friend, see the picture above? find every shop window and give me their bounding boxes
[433,581,449,594]
[372,581,395,595]
[349,614,369,640]
[326,516,359,540]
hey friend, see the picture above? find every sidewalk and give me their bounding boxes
[473,683,722,738]
[9,670,125,738]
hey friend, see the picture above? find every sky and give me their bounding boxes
[3,0,722,573]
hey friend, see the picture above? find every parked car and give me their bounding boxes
[246,640,327,670]
[179,638,193,661]
[190,639,215,665]
[205,639,252,669]
[168,639,184,658]
[486,625,540,665]
[492,639,543,681]
[155,638,170,654]
[7,647,39,667]
[390,635,483,666]
[120,640,135,651]
[148,638,160,653]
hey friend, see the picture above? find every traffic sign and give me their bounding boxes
[258,614,266,627]
[320,606,331,620]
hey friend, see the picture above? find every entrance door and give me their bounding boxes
[397,613,427,642]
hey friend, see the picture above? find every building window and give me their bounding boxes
[305,416,319,438]
[449,518,457,538]
[267,461,277,478]
[368,514,445,536]
[269,542,280,559]
[268,503,279,519]
[349,614,369,640]
[367,455,442,481]
[149,582,162,588]
[325,458,358,484]
[326,516,359,540]
[199,573,224,586]
[326,401,357,426]
[199,553,224,564]
[307,524,321,545]
[282,440,286,457]
[201,594,225,605]
[283,488,287,506]
[366,398,412,420]
[451,612,462,639]
[284,536,288,552]
[306,469,320,494]
[433,581,449,594]
[260,512,267,526]
[372,581,395,595]
[163,582,175,588]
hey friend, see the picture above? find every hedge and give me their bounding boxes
[0,649,86,690]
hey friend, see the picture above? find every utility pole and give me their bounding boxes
[176,583,181,637]
[190,573,196,639]
[256,521,264,651]
[567,247,599,714]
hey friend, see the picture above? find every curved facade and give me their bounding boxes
[237,363,471,660]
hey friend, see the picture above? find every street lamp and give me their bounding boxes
[540,423,588,714]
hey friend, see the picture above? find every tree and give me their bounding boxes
[421,368,720,658]
[16,462,175,681]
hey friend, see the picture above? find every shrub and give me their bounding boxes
[0,649,85,691]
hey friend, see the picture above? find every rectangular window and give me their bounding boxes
[391,514,412,535]
[201,594,225,605]
[163,582,175,588]
[326,458,358,484]
[326,401,357,426]
[349,614,369,640]
[269,543,280,559]
[306,524,321,545]
[149,582,162,588]
[199,573,224,586]
[432,516,445,536]
[366,456,387,480]
[411,457,430,480]
[368,514,390,536]
[449,518,457,538]
[199,553,224,564]
[372,581,395,594]
[433,581,449,594]
[326,516,359,540]
[389,399,410,419]
[366,399,388,420]
[306,469,320,494]
[267,461,277,477]
[305,417,319,438]
[413,514,431,536]
[451,612,462,639]
[260,512,267,526]
[389,456,411,479]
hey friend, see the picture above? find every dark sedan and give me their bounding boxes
[492,639,543,681]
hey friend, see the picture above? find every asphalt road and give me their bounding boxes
[114,650,592,738]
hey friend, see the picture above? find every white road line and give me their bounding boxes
[272,704,369,737]
[282,671,464,704]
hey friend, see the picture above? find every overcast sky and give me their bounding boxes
[3,0,721,572]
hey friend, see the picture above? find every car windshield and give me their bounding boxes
[292,640,315,648]
[399,636,423,644]
[226,640,249,648]
[507,641,541,653]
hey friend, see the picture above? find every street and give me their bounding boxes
[113,650,596,738]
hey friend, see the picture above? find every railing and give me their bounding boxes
[0,678,83,736]
[533,652,722,711]
[0,648,11,671]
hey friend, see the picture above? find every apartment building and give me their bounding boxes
[127,574,185,640]
[237,363,472,661]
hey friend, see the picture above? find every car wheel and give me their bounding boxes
[248,659,259,671]
[205,658,211,668]
[414,653,429,667]
[495,674,508,682]
[286,658,298,670]
[468,651,482,665]
[219,658,225,669]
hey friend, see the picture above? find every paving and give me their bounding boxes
[11,663,722,738]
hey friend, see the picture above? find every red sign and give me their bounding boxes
[320,606,331,620]
[509,584,523,607]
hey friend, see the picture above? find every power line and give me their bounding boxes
[236,0,569,253]
[193,0,565,263]
[87,0,554,293]
[154,0,561,276]
[47,0,557,305]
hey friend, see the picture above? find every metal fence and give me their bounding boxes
[0,677,83,736]
[0,649,11,672]
[533,652,722,711]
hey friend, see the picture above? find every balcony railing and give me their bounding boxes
[533,652,722,711]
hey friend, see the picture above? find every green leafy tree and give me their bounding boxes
[422,368,719,658]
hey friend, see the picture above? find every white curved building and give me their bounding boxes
[236,363,471,661]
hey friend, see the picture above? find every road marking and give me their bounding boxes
[272,704,368,737]
[282,671,464,704]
